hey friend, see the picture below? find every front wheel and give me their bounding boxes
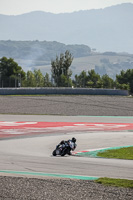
[52,150,56,156]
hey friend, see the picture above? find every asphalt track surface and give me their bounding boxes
[0,95,133,199]
[0,115,133,179]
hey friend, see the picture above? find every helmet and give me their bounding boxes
[60,140,65,144]
[72,137,76,143]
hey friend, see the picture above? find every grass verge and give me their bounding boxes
[95,177,133,188]
[97,146,133,159]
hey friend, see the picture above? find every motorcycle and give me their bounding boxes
[52,141,76,156]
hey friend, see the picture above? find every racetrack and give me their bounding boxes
[0,115,133,180]
[0,95,133,199]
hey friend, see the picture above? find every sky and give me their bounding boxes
[0,0,133,15]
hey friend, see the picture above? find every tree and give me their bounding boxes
[87,69,102,88]
[73,71,88,87]
[24,70,44,87]
[115,82,130,91]
[23,70,53,87]
[0,57,25,87]
[51,50,73,87]
[101,74,114,88]
[44,73,52,87]
[34,69,44,87]
[116,69,133,93]
[58,74,72,87]
[24,71,36,87]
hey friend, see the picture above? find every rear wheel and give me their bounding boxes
[52,150,56,156]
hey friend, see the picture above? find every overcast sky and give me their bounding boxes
[0,0,133,15]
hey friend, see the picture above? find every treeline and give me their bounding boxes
[0,52,133,94]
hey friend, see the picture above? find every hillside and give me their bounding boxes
[0,3,133,53]
[0,40,133,79]
[0,40,91,71]
[0,40,91,61]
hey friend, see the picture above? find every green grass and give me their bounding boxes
[97,147,133,160]
[95,177,133,188]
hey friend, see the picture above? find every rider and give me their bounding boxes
[67,137,76,149]
[56,137,77,155]
[67,137,77,155]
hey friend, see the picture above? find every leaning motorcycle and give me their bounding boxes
[52,141,76,156]
[52,144,68,156]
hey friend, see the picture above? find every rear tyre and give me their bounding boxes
[52,150,56,156]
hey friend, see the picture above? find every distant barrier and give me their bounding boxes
[0,88,129,96]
